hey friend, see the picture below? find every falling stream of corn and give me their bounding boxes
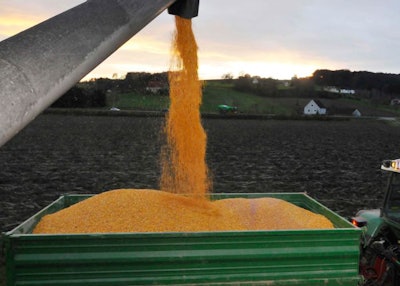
[160,16,210,199]
[33,16,333,234]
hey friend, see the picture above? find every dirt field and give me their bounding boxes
[1,114,399,234]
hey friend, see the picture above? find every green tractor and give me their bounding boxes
[217,104,238,114]
[352,159,400,285]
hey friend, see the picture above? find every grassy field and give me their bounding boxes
[201,81,294,115]
[110,80,297,115]
[110,91,170,111]
[107,80,400,117]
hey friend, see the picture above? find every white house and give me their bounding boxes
[304,100,327,115]
[146,81,166,94]
[323,86,340,93]
[340,89,355,95]
[323,86,355,94]
[391,98,400,106]
[352,109,362,117]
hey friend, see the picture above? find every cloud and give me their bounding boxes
[195,0,400,76]
[1,0,399,80]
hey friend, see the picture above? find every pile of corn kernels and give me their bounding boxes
[33,189,333,234]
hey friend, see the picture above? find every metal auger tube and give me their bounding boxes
[0,0,181,148]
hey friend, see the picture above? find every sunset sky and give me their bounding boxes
[1,0,399,80]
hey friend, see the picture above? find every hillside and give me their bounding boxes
[109,79,400,117]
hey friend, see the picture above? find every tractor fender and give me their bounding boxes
[355,209,385,246]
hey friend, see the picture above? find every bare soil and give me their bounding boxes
[1,114,399,235]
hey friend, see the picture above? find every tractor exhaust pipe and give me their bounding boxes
[0,0,199,148]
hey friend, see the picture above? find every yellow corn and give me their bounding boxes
[33,189,333,234]
[160,16,211,199]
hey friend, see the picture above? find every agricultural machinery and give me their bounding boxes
[352,159,400,285]
[217,104,238,114]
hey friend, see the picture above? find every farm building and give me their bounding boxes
[352,109,362,117]
[304,99,327,115]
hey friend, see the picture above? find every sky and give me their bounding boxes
[1,0,399,80]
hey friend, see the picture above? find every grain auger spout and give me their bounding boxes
[0,0,199,148]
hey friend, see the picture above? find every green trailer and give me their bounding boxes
[2,192,361,286]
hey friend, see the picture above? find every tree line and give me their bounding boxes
[233,69,400,100]
[233,74,324,98]
[312,69,400,94]
[53,69,400,108]
[52,72,169,108]
[51,87,106,108]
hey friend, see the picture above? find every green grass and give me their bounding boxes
[201,80,289,114]
[109,92,169,111]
